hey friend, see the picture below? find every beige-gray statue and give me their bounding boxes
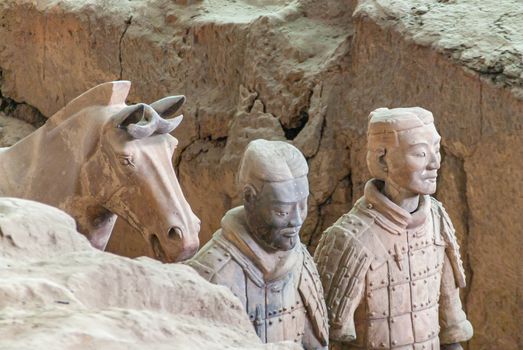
[0,81,200,262]
[314,107,473,350]
[188,139,328,349]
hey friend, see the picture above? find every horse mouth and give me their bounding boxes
[150,234,168,262]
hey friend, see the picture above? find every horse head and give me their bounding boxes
[83,92,200,262]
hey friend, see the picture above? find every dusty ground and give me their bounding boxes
[0,0,521,349]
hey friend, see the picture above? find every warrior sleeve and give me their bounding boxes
[314,220,372,343]
[439,253,474,344]
[435,200,474,344]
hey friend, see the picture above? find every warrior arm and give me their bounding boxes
[314,223,372,343]
[439,252,473,344]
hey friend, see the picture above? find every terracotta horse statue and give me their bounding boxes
[0,81,200,262]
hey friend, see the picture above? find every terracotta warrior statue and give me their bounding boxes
[314,107,473,350]
[188,139,328,349]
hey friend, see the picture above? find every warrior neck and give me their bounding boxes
[383,182,420,213]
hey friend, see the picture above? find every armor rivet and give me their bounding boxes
[369,282,374,287]
[413,304,417,308]
[217,258,222,262]
[415,243,419,247]
[279,318,282,322]
[283,307,287,311]
[279,309,283,312]
[390,318,395,323]
[413,272,416,276]
[380,342,386,347]
[291,306,294,310]
[412,282,416,286]
[406,277,409,280]
[368,293,372,298]
[409,245,413,249]
[371,342,375,347]
[292,315,296,319]
[269,321,272,325]
[391,278,395,282]
[382,311,387,316]
[422,250,425,254]
[370,312,376,316]
[296,301,299,305]
[367,203,373,209]
[402,247,406,252]
[352,229,358,234]
[410,251,414,256]
[392,341,397,345]
[388,249,393,254]
[224,253,230,257]
[414,314,418,318]
[392,287,396,291]
[348,220,354,224]
[424,280,428,284]
[381,280,386,284]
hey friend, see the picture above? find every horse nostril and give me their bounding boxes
[168,227,183,240]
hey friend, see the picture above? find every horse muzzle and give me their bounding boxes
[150,224,200,263]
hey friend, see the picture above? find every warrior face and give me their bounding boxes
[384,123,442,196]
[244,176,309,252]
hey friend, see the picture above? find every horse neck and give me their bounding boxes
[0,112,106,208]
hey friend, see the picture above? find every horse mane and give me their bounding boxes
[47,81,131,128]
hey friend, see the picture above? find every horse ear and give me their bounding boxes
[150,95,186,119]
[117,104,159,139]
[117,104,146,128]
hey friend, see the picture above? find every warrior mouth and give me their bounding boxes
[281,229,299,238]
[425,177,437,183]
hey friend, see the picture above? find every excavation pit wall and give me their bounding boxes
[0,0,521,349]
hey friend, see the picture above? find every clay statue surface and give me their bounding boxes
[0,81,200,262]
[314,107,473,349]
[188,139,329,349]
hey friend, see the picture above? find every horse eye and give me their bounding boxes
[119,156,135,167]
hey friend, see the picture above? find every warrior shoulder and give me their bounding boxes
[314,208,375,295]
[430,197,467,288]
[185,232,235,282]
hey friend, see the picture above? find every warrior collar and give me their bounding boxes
[361,179,431,236]
[220,206,302,281]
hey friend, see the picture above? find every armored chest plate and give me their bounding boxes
[360,220,446,349]
[245,271,307,344]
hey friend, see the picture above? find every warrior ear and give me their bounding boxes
[367,147,388,180]
[150,95,185,119]
[243,184,258,209]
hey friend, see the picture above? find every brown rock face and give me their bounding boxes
[0,0,521,349]
[0,198,299,350]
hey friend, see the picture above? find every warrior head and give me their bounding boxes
[238,139,309,252]
[366,107,441,206]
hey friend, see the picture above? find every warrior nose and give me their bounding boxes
[289,208,304,227]
[168,226,183,241]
